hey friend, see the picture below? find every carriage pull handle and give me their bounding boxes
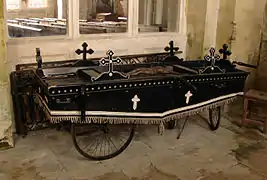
[232,61,257,69]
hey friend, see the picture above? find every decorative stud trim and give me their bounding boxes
[48,80,176,95]
[47,75,247,95]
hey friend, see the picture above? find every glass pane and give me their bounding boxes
[6,0,20,10]
[79,0,128,34]
[138,0,179,33]
[6,0,68,38]
[28,0,47,8]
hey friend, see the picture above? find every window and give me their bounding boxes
[6,0,20,10]
[28,0,47,8]
[6,0,68,38]
[138,0,180,33]
[6,0,184,38]
[79,0,128,34]
[6,0,188,67]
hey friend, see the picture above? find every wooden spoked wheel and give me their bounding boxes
[208,106,221,131]
[71,123,135,161]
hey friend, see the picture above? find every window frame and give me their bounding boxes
[5,0,186,43]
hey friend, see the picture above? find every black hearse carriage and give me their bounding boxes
[10,42,252,161]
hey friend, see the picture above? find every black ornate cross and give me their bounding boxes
[204,47,221,68]
[164,41,181,56]
[100,50,122,77]
[75,42,94,60]
[219,44,232,60]
[199,47,225,74]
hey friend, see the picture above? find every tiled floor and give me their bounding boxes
[1,102,267,180]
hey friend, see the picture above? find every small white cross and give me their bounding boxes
[131,95,140,110]
[185,91,193,104]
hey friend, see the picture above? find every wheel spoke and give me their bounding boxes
[72,124,135,161]
[105,134,118,151]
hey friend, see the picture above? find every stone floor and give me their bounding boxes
[1,101,267,180]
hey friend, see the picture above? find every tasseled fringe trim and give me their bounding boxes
[33,93,238,135]
[162,97,236,122]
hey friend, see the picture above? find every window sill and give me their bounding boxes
[7,35,72,45]
[7,31,183,45]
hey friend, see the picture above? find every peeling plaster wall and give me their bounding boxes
[186,0,267,64]
[231,0,267,64]
[0,2,14,150]
[216,0,236,50]
[186,0,207,60]
[254,2,267,92]
[230,0,267,91]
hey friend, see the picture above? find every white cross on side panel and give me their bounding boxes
[185,91,193,104]
[131,95,140,110]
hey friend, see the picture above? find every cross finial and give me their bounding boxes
[204,47,221,69]
[91,50,128,81]
[199,47,226,73]
[219,44,232,60]
[75,42,94,60]
[99,50,122,77]
[164,41,182,56]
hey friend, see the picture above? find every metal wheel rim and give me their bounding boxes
[71,123,135,160]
